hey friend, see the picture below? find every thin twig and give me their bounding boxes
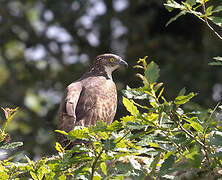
[90,149,104,180]
[169,113,206,147]
[200,2,222,40]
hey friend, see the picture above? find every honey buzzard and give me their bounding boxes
[58,54,128,147]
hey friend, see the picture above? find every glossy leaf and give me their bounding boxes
[55,142,64,153]
[122,97,139,115]
[178,87,186,96]
[144,61,160,83]
[129,158,141,170]
[186,0,196,7]
[159,155,176,175]
[0,142,23,149]
[174,92,195,105]
[213,56,222,61]
[208,62,222,66]
[164,0,185,12]
[185,117,203,133]
[212,6,222,13]
[100,162,107,176]
[208,16,222,27]
[209,132,222,147]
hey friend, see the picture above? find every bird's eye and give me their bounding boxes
[109,58,115,63]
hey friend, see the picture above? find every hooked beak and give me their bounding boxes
[119,59,128,67]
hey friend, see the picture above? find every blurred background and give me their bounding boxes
[0,0,221,159]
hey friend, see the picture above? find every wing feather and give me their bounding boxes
[58,82,82,132]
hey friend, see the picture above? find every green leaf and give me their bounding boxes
[55,142,64,153]
[185,117,203,133]
[121,115,136,124]
[37,166,49,180]
[68,127,89,140]
[93,173,101,180]
[178,87,186,96]
[72,162,90,178]
[174,92,195,105]
[158,87,164,99]
[25,155,35,166]
[208,16,222,27]
[212,5,222,13]
[150,153,161,175]
[154,82,163,92]
[186,0,196,7]
[210,56,222,65]
[58,174,66,180]
[55,130,68,136]
[122,97,139,115]
[166,11,186,26]
[191,122,203,133]
[184,146,201,167]
[172,133,186,144]
[129,158,141,170]
[0,172,9,179]
[206,5,214,16]
[164,0,185,12]
[90,121,107,133]
[107,121,122,131]
[148,142,159,148]
[213,56,222,61]
[145,113,158,122]
[100,162,107,175]
[184,146,199,160]
[159,155,176,175]
[209,132,222,147]
[30,172,38,180]
[208,62,222,66]
[144,61,160,83]
[122,87,149,99]
[125,121,145,130]
[104,138,116,150]
[0,141,23,149]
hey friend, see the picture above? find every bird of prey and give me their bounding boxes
[58,53,128,147]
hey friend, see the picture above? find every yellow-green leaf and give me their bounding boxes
[30,172,38,180]
[25,155,35,166]
[55,142,65,153]
[122,97,139,116]
[174,92,195,105]
[55,130,68,136]
[185,118,203,133]
[100,162,107,175]
[58,174,66,180]
[148,142,159,148]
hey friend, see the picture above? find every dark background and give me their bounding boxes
[0,0,221,158]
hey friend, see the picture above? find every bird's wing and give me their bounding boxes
[58,82,82,133]
[75,77,117,126]
[65,83,82,117]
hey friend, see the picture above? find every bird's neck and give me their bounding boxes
[82,65,113,80]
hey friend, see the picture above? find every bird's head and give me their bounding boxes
[95,53,128,72]
[86,53,128,80]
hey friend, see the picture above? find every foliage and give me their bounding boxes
[0,0,221,157]
[164,0,222,65]
[208,56,222,66]
[0,107,23,157]
[0,57,222,179]
[164,0,222,37]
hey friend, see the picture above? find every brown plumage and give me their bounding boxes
[57,54,128,147]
